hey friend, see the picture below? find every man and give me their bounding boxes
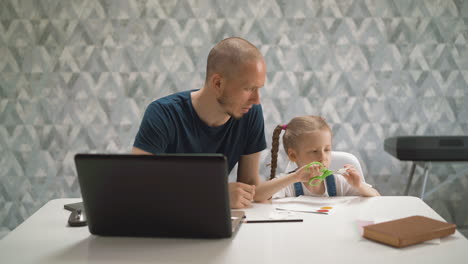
[132,37,267,209]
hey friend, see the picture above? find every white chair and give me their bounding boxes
[329,151,366,183]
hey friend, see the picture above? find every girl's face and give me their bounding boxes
[287,129,332,168]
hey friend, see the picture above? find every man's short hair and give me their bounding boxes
[206,37,263,82]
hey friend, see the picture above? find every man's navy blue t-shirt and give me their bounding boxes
[133,90,267,173]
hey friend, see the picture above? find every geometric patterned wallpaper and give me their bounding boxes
[1,0,467,239]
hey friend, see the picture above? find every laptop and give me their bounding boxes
[74,153,244,238]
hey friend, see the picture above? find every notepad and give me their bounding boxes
[362,215,456,248]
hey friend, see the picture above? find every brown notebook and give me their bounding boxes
[363,215,456,248]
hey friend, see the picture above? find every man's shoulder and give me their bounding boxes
[150,91,192,105]
[243,104,264,121]
[251,103,263,112]
[149,90,192,108]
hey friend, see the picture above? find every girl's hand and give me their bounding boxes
[293,163,322,184]
[341,164,362,188]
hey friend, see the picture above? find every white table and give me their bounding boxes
[1,197,467,264]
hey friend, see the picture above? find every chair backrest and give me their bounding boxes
[329,151,366,182]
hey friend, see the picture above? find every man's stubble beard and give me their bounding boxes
[216,91,242,120]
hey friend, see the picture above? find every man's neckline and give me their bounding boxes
[189,89,233,128]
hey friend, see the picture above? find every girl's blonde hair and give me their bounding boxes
[269,115,331,179]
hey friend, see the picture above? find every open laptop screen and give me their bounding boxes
[75,153,233,238]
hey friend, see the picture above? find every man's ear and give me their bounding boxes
[210,73,223,96]
[287,148,297,162]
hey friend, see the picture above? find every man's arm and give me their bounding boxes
[237,151,262,185]
[133,101,171,154]
[131,147,153,155]
[228,151,262,209]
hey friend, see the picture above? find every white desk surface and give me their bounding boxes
[1,196,467,264]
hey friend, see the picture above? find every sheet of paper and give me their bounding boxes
[243,207,300,221]
[272,196,355,215]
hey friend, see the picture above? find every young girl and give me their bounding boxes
[255,115,380,201]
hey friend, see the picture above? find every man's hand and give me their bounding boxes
[229,182,256,209]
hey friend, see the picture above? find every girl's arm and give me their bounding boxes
[254,164,322,202]
[342,164,381,197]
[355,182,381,197]
[254,173,299,202]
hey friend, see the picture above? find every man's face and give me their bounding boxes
[216,60,266,119]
